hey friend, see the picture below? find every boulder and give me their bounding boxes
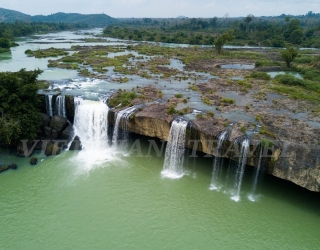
[16,140,40,157]
[40,113,51,128]
[45,142,61,156]
[52,129,59,138]
[9,163,17,170]
[44,126,53,137]
[61,126,74,141]
[49,115,68,133]
[30,158,38,165]
[0,165,9,173]
[69,136,82,150]
[65,95,75,123]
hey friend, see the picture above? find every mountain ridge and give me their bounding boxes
[0,8,116,27]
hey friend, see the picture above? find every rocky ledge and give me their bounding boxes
[108,101,320,192]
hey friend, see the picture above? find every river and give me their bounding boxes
[0,29,319,250]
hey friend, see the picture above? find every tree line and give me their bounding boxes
[0,21,88,52]
[104,13,320,48]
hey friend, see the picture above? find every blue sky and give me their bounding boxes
[1,0,319,17]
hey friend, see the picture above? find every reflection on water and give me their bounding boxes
[267,71,303,79]
[221,64,255,70]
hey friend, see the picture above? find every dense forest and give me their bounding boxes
[103,12,320,48]
[0,69,42,145]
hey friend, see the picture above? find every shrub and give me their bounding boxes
[174,93,183,98]
[274,74,305,87]
[248,71,271,80]
[108,91,137,108]
[221,97,235,104]
[261,138,274,148]
[259,126,276,139]
[166,104,176,115]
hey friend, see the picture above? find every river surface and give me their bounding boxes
[1,29,320,249]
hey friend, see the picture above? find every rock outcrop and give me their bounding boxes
[30,157,38,165]
[35,96,320,192]
[107,104,320,192]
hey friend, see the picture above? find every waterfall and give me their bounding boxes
[248,145,263,201]
[73,97,109,151]
[209,130,228,190]
[161,118,188,179]
[45,95,53,117]
[112,106,137,148]
[72,97,115,169]
[231,136,250,202]
[55,95,66,117]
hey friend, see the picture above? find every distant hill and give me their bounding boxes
[31,12,117,27]
[0,8,31,22]
[0,8,117,27]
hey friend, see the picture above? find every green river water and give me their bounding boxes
[1,140,320,250]
[1,30,320,249]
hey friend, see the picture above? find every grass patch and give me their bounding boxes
[37,81,50,90]
[221,97,235,104]
[259,125,276,139]
[274,74,320,93]
[188,85,198,91]
[202,97,212,106]
[247,71,271,80]
[108,90,138,108]
[261,138,274,147]
[25,47,68,58]
[166,104,177,115]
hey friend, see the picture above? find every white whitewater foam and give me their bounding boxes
[161,119,188,179]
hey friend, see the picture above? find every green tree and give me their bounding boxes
[0,69,42,145]
[280,47,298,68]
[0,38,10,49]
[289,29,304,44]
[214,30,234,54]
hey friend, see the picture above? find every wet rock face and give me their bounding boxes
[40,113,51,128]
[69,136,82,150]
[123,108,320,192]
[44,126,53,137]
[125,104,173,141]
[272,143,320,192]
[52,129,59,139]
[61,126,74,141]
[49,116,68,133]
[45,142,61,156]
[65,95,75,123]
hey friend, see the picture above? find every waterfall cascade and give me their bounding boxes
[72,97,116,169]
[161,118,188,179]
[74,97,109,151]
[231,136,250,202]
[112,106,137,148]
[209,130,229,190]
[45,95,53,117]
[55,95,66,117]
[248,145,263,201]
